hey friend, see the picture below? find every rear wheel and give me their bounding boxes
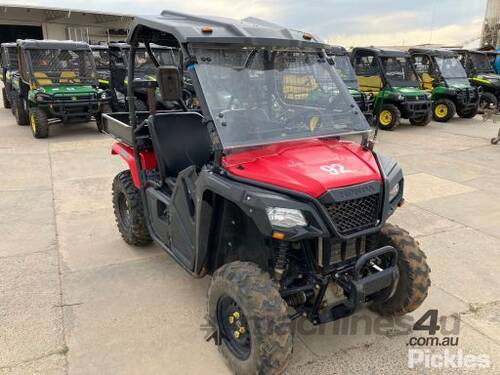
[112,170,152,246]
[432,98,456,122]
[96,103,112,133]
[208,262,292,375]
[456,105,479,119]
[2,87,10,109]
[30,108,49,138]
[369,224,431,316]
[15,96,29,126]
[479,92,498,111]
[409,111,432,126]
[376,103,400,131]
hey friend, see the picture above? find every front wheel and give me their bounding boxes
[30,108,49,138]
[369,224,431,316]
[15,96,29,126]
[409,112,432,126]
[432,98,456,122]
[112,170,152,246]
[208,262,292,375]
[479,92,498,111]
[2,87,10,109]
[456,105,479,119]
[376,103,401,131]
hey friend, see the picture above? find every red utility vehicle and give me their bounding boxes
[102,11,430,374]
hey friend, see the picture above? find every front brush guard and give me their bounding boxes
[313,246,399,325]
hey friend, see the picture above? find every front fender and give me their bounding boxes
[111,142,157,188]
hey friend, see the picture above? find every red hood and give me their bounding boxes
[223,139,382,198]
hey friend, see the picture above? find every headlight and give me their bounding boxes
[397,95,405,101]
[425,93,432,99]
[389,183,400,202]
[100,92,107,99]
[266,207,307,228]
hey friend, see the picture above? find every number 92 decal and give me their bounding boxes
[320,164,353,175]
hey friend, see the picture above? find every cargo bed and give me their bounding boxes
[102,112,150,146]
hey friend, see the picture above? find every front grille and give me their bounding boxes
[325,194,380,235]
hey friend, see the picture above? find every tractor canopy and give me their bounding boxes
[127,11,369,150]
[17,39,97,90]
[410,48,470,89]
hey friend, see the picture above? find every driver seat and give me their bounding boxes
[148,112,211,181]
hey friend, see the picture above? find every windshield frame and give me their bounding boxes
[379,55,420,88]
[469,52,495,74]
[433,55,469,86]
[191,45,370,151]
[23,47,97,86]
[331,54,359,90]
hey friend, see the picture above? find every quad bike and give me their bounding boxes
[12,39,111,138]
[102,11,430,374]
[108,42,180,112]
[351,48,432,130]
[90,44,110,90]
[409,48,480,122]
[454,49,500,111]
[326,46,373,123]
[1,42,19,112]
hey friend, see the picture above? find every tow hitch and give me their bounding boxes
[313,246,399,325]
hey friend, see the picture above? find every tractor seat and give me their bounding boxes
[34,72,53,86]
[60,71,80,84]
[148,112,211,178]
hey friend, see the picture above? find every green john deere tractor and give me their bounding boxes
[326,46,373,122]
[13,39,111,138]
[409,48,480,121]
[454,48,500,110]
[351,47,432,130]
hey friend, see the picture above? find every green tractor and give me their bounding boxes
[409,48,480,121]
[1,42,19,111]
[454,48,500,110]
[351,47,432,130]
[13,39,111,138]
[326,46,373,122]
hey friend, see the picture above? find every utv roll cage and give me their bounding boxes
[90,44,110,87]
[452,48,496,75]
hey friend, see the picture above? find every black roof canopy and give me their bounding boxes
[408,48,458,58]
[352,47,409,58]
[325,45,348,56]
[128,10,327,49]
[17,39,91,51]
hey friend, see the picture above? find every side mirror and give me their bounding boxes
[157,65,182,101]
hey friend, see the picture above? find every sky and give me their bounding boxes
[2,0,489,47]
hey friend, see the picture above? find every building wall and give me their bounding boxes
[0,5,131,43]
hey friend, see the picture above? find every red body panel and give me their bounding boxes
[223,139,382,198]
[111,142,157,188]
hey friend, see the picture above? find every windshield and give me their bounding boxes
[92,49,109,70]
[331,54,358,89]
[27,48,95,86]
[193,47,368,150]
[435,56,469,85]
[381,56,419,87]
[470,53,495,73]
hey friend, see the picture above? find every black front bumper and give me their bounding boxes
[311,246,399,324]
[38,98,107,121]
[401,99,432,119]
[456,88,480,110]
